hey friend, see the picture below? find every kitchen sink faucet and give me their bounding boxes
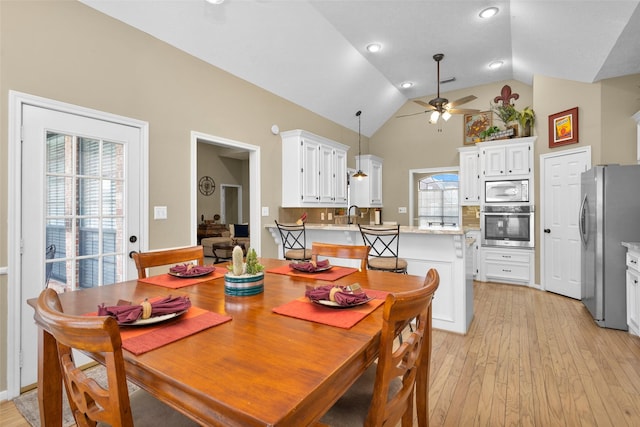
[347,205,358,224]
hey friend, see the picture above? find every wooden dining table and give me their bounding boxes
[31,258,429,427]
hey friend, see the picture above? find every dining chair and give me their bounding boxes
[34,288,198,427]
[317,268,439,427]
[358,224,408,274]
[275,220,312,261]
[131,245,205,279]
[311,242,370,271]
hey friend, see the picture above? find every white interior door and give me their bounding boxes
[18,104,144,389]
[541,147,590,299]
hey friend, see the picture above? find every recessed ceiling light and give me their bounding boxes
[489,60,504,70]
[479,7,499,19]
[400,81,413,89]
[366,43,382,53]
[205,0,225,4]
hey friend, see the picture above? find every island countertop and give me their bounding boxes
[267,223,465,235]
[266,222,473,334]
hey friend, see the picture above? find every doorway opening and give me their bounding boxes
[191,131,261,254]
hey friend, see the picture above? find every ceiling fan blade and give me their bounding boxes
[396,110,430,118]
[446,95,477,108]
[413,100,432,109]
[447,108,481,115]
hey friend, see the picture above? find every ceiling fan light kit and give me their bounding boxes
[398,53,479,126]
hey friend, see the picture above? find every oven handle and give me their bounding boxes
[481,212,529,216]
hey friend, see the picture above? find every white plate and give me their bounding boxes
[119,309,188,326]
[312,297,373,309]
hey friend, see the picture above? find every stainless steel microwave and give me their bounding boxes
[485,179,529,203]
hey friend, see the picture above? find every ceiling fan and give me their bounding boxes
[399,53,479,123]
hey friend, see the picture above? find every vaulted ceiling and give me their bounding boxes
[80,0,640,136]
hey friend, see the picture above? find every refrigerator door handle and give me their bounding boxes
[579,193,588,246]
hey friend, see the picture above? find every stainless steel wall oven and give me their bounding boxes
[481,205,534,248]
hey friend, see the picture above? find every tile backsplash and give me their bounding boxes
[462,206,480,228]
[278,207,380,225]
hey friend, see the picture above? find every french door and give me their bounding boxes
[17,102,146,390]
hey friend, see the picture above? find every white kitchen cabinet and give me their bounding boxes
[479,138,533,178]
[480,247,534,285]
[458,146,480,205]
[351,154,383,207]
[466,230,481,278]
[281,130,349,207]
[624,244,640,336]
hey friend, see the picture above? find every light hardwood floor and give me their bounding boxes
[2,281,640,426]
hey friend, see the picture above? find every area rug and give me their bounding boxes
[13,365,139,427]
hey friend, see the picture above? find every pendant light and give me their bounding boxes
[353,110,367,180]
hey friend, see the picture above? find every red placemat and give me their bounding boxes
[119,306,232,355]
[139,270,225,289]
[272,289,389,329]
[266,264,358,281]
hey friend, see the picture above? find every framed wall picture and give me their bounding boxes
[463,111,492,145]
[549,107,579,148]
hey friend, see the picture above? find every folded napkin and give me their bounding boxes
[305,284,369,306]
[97,295,192,324]
[169,263,215,276]
[290,259,330,272]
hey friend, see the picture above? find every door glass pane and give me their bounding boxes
[45,131,126,291]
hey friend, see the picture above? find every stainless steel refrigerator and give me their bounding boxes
[580,164,640,330]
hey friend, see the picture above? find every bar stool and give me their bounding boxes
[275,220,312,261]
[358,224,408,274]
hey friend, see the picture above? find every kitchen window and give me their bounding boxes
[417,173,459,227]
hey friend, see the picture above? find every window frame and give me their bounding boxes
[408,166,461,228]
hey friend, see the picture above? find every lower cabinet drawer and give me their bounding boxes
[484,251,531,264]
[485,262,530,283]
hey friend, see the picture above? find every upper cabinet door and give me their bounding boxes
[483,146,506,177]
[318,143,335,203]
[301,138,320,202]
[334,148,348,204]
[459,149,480,205]
[506,144,530,175]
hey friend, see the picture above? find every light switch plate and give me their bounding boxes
[398,207,407,214]
[154,206,167,220]
[261,207,269,216]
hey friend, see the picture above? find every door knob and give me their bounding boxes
[544,228,551,233]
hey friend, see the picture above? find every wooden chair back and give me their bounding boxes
[369,268,439,426]
[131,246,204,278]
[274,220,311,261]
[311,242,370,271]
[34,288,135,427]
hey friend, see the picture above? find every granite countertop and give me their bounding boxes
[622,241,640,251]
[267,223,464,235]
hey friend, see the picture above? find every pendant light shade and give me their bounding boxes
[354,110,367,180]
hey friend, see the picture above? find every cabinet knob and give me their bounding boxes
[544,229,551,233]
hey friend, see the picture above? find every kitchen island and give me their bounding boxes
[267,223,473,334]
